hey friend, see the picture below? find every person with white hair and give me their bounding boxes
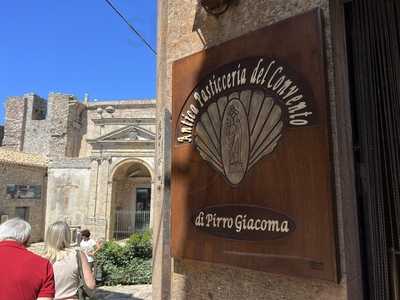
[0,218,55,300]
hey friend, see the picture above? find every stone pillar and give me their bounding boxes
[149,178,156,229]
[88,159,101,220]
[93,157,112,238]
[105,162,114,240]
[152,0,171,297]
[3,96,27,151]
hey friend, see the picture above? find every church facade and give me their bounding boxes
[1,92,156,241]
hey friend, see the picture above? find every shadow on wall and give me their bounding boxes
[0,126,4,146]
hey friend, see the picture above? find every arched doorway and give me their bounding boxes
[110,160,152,240]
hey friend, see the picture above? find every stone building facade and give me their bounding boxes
[45,99,156,239]
[1,93,156,241]
[0,149,47,242]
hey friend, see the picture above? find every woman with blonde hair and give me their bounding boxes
[45,221,95,300]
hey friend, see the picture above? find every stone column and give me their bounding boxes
[153,0,171,297]
[105,160,114,240]
[149,178,156,229]
[87,158,101,229]
[93,157,111,238]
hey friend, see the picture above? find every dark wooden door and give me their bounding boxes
[346,0,400,299]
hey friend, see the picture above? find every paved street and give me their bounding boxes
[96,285,152,300]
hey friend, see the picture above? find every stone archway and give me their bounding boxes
[108,159,153,240]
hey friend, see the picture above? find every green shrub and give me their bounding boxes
[95,241,125,267]
[125,230,152,259]
[95,231,152,285]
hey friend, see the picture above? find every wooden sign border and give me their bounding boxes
[171,9,339,282]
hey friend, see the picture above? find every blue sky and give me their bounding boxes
[0,1,157,125]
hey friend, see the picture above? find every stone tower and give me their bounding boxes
[2,92,85,158]
[47,93,85,158]
[23,94,49,155]
[2,95,28,151]
[3,93,48,153]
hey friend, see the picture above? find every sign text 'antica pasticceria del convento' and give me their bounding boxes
[171,9,339,282]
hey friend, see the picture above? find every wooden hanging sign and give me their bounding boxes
[171,9,338,282]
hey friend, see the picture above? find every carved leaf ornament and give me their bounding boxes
[176,57,315,186]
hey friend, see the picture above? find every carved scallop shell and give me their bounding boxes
[194,89,283,185]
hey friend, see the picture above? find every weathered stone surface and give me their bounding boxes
[45,165,91,231]
[0,148,47,167]
[2,92,85,158]
[3,95,27,151]
[0,158,47,242]
[23,94,49,156]
[82,101,156,158]
[49,158,92,169]
[48,93,78,158]
[173,259,346,300]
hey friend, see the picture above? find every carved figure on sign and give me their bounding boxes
[194,89,283,185]
[225,105,243,174]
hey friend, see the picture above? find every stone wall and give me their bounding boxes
[66,101,86,157]
[3,96,27,151]
[0,163,47,242]
[155,0,348,299]
[46,157,155,241]
[45,158,91,231]
[48,93,75,158]
[23,94,49,156]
